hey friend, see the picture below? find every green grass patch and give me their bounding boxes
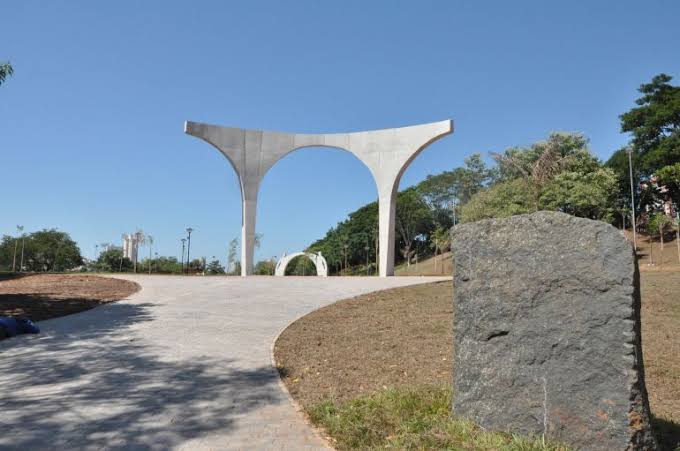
[308,385,570,451]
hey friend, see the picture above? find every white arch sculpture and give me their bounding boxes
[275,252,328,277]
[184,119,453,277]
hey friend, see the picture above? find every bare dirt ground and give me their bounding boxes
[0,274,140,321]
[274,272,680,449]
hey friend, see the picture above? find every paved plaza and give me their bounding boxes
[0,275,448,450]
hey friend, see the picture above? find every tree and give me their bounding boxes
[417,153,494,227]
[460,178,533,223]
[97,248,133,272]
[656,162,680,209]
[648,213,673,267]
[206,259,225,275]
[227,238,238,274]
[492,133,585,209]
[429,225,451,273]
[539,167,618,221]
[0,61,13,87]
[620,74,680,174]
[395,187,433,267]
[254,259,276,275]
[0,229,83,272]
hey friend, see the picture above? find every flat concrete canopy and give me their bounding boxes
[0,275,449,450]
[185,120,454,277]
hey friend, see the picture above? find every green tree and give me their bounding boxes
[0,229,83,272]
[656,162,680,208]
[620,74,680,174]
[417,153,494,227]
[254,259,276,275]
[0,61,13,87]
[285,255,317,276]
[648,213,673,267]
[97,248,133,272]
[492,133,586,209]
[460,178,533,223]
[429,225,451,274]
[539,167,618,221]
[395,188,433,267]
[206,259,225,274]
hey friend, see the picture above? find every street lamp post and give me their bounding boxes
[185,228,193,274]
[181,238,186,274]
[626,148,637,251]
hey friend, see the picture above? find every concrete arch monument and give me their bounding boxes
[184,119,453,276]
[275,252,328,277]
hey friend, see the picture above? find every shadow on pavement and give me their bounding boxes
[0,301,282,450]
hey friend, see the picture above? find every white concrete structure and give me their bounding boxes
[185,120,453,277]
[275,252,328,277]
[0,275,450,449]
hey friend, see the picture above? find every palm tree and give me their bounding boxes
[491,136,575,210]
[0,62,13,86]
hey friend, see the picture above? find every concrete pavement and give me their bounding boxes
[0,275,448,450]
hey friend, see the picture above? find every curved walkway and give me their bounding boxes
[0,275,448,450]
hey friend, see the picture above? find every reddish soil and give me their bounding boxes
[0,274,140,321]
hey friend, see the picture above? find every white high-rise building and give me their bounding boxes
[122,234,138,261]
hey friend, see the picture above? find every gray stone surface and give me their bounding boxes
[0,275,448,450]
[450,211,657,450]
[184,120,453,277]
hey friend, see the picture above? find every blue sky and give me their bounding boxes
[2,1,680,264]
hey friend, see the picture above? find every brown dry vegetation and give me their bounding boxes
[0,274,140,321]
[274,272,680,449]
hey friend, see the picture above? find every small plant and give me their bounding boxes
[648,213,673,267]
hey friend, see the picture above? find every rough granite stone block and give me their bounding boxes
[451,211,657,450]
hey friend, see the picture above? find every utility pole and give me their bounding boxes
[185,227,193,274]
[181,238,186,274]
[627,148,637,251]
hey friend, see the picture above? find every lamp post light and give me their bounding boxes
[626,148,637,251]
[180,238,186,274]
[185,227,193,274]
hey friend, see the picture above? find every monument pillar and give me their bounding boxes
[378,185,397,277]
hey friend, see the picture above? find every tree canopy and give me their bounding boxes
[0,229,83,272]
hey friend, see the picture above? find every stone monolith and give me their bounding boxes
[451,211,657,450]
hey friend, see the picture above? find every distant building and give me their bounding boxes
[122,234,138,261]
